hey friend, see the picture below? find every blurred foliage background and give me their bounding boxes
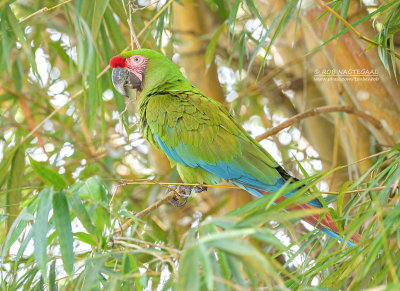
[1,0,400,290]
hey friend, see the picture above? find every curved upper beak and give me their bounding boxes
[112,67,142,97]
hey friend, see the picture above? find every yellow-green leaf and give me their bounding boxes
[34,188,53,279]
[29,156,67,190]
[53,190,74,275]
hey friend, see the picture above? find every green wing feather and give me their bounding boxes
[140,89,282,186]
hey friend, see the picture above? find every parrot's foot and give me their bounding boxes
[193,185,207,193]
[166,185,192,207]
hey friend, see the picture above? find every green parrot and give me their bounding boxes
[110,49,360,246]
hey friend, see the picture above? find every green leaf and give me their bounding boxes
[1,7,11,73]
[12,54,23,91]
[337,181,351,217]
[33,188,53,279]
[91,0,110,40]
[6,144,25,232]
[129,255,143,291]
[1,205,35,259]
[227,0,240,39]
[74,6,94,74]
[73,232,97,246]
[68,193,97,235]
[82,256,108,290]
[104,7,127,52]
[198,244,213,290]
[77,177,109,234]
[177,246,200,291]
[29,156,67,190]
[49,260,57,291]
[15,225,34,264]
[205,23,225,68]
[0,146,16,189]
[88,56,98,130]
[245,0,266,28]
[79,177,108,202]
[5,6,38,77]
[53,190,74,275]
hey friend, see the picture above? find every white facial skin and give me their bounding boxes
[125,55,148,82]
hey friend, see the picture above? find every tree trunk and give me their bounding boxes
[173,0,252,209]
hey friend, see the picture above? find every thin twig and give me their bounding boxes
[122,0,141,49]
[129,0,141,49]
[113,236,180,253]
[255,105,382,141]
[114,189,177,236]
[103,179,241,190]
[19,0,73,23]
[316,0,400,59]
[108,179,398,196]
[321,185,400,195]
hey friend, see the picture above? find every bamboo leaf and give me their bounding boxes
[177,246,200,291]
[33,188,53,279]
[53,190,74,275]
[91,0,110,40]
[130,255,143,291]
[198,244,213,290]
[1,7,11,73]
[6,144,25,232]
[245,0,266,28]
[1,205,35,258]
[227,0,240,39]
[88,56,98,130]
[73,232,97,246]
[0,147,16,189]
[29,156,67,190]
[104,7,127,52]
[49,260,57,291]
[15,225,34,264]
[205,23,225,68]
[68,192,97,235]
[337,181,351,217]
[5,6,38,76]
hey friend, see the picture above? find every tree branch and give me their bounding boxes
[19,0,73,23]
[256,105,383,141]
[316,0,400,59]
[113,188,184,236]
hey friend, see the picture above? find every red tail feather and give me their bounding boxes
[258,190,361,244]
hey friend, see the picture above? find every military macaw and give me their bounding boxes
[110,49,361,246]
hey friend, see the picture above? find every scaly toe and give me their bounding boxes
[168,196,187,207]
[193,185,207,193]
[166,185,191,207]
[176,185,192,199]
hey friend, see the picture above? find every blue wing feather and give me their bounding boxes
[154,134,323,207]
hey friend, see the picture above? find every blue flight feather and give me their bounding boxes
[154,134,323,208]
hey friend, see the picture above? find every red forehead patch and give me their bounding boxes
[110,56,126,68]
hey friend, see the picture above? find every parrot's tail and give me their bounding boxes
[257,190,361,246]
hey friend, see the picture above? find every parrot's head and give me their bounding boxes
[110,49,186,98]
[110,53,147,97]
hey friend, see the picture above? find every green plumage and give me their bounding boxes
[122,49,283,188]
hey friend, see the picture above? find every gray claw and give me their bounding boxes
[166,185,193,207]
[193,186,207,193]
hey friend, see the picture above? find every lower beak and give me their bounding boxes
[112,67,142,97]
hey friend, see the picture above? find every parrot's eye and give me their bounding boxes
[134,57,140,62]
